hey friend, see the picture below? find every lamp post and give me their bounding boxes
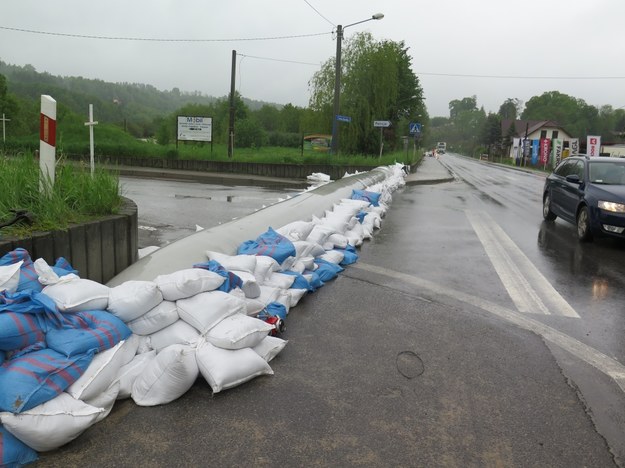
[330,13,384,155]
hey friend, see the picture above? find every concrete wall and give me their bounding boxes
[106,166,394,286]
[0,198,138,284]
[69,154,381,181]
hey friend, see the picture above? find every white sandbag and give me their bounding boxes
[66,339,136,401]
[206,314,274,350]
[321,210,351,234]
[195,340,273,393]
[131,344,198,406]
[339,198,371,209]
[114,350,157,400]
[253,256,280,284]
[299,256,316,271]
[148,320,200,353]
[327,233,349,249]
[206,251,257,274]
[107,280,163,322]
[126,301,179,336]
[345,222,365,247]
[331,203,362,217]
[34,258,79,285]
[83,381,120,423]
[229,288,265,316]
[292,240,325,259]
[232,270,261,298]
[257,285,282,306]
[177,291,246,334]
[274,289,292,313]
[289,261,305,274]
[264,272,296,290]
[154,268,225,301]
[42,278,110,312]
[306,224,336,246]
[288,288,308,307]
[0,260,23,293]
[136,335,152,354]
[252,336,288,362]
[0,393,104,452]
[320,250,345,265]
[276,220,315,241]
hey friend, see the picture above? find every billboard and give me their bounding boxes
[177,116,212,142]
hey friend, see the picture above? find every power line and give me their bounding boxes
[238,54,320,67]
[302,0,335,27]
[0,25,331,42]
[416,71,625,80]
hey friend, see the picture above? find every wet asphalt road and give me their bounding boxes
[34,156,624,467]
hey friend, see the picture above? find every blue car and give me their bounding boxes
[542,155,625,241]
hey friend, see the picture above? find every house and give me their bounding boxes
[501,120,575,164]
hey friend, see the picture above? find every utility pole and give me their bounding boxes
[330,25,343,155]
[228,50,236,158]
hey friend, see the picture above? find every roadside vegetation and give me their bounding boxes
[0,153,122,238]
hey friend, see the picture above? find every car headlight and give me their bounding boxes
[598,200,625,213]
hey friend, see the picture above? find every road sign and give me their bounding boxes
[336,115,352,123]
[373,120,391,128]
[409,122,421,134]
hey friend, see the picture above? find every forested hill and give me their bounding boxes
[0,60,275,125]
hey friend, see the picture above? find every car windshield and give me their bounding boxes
[588,161,625,185]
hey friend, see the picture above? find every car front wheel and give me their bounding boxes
[543,193,557,221]
[577,206,593,242]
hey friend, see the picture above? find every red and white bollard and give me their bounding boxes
[39,95,57,194]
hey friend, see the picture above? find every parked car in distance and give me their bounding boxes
[542,155,625,241]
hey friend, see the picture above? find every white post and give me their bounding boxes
[39,95,57,195]
[84,104,98,175]
[1,113,10,143]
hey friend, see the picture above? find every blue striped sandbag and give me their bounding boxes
[0,347,94,413]
[0,425,39,467]
[46,310,131,358]
[0,312,46,352]
[0,248,41,293]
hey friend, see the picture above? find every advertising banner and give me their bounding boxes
[540,138,551,166]
[570,138,579,155]
[531,139,539,165]
[587,135,601,157]
[553,139,563,166]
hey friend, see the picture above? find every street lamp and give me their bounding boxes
[330,13,384,155]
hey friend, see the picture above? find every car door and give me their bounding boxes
[558,160,585,220]
[550,160,575,218]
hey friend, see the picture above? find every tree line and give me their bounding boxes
[428,93,625,158]
[0,35,426,157]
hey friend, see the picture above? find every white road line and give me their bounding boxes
[352,262,625,394]
[466,209,580,318]
[466,210,550,315]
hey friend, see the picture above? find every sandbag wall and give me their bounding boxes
[0,164,407,467]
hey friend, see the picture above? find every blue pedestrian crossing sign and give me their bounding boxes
[409,122,422,135]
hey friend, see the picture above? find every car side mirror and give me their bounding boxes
[565,174,581,184]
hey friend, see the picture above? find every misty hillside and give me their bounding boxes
[0,60,278,124]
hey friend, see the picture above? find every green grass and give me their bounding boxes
[0,153,122,238]
[3,123,421,166]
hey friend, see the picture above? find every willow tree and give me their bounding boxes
[309,32,424,155]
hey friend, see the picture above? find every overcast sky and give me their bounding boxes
[1,0,625,118]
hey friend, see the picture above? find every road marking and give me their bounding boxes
[351,262,625,394]
[466,210,580,318]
